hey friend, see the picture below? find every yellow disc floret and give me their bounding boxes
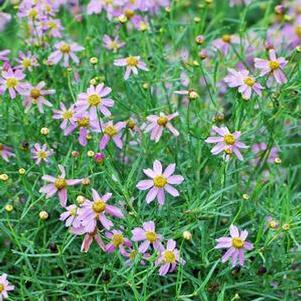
[145,231,157,243]
[54,178,67,190]
[92,199,106,214]
[224,134,236,145]
[232,237,244,249]
[163,250,176,263]
[153,175,167,188]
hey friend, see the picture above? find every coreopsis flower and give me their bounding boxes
[52,103,76,131]
[0,273,14,300]
[15,51,39,72]
[122,247,149,266]
[0,12,11,32]
[60,204,81,228]
[136,160,184,206]
[105,229,132,254]
[78,189,124,232]
[42,18,64,38]
[131,221,163,253]
[205,126,248,161]
[0,49,10,62]
[212,34,239,55]
[224,68,263,100]
[114,56,148,80]
[251,143,279,165]
[47,41,84,67]
[155,239,185,276]
[103,35,125,52]
[144,112,179,142]
[39,165,82,207]
[0,68,28,99]
[76,84,114,119]
[174,89,199,100]
[23,82,55,113]
[31,143,53,165]
[254,49,288,85]
[215,225,253,266]
[0,143,15,162]
[99,121,126,150]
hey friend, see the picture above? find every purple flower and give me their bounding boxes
[215,225,253,266]
[205,126,248,161]
[254,49,288,85]
[114,56,148,80]
[155,239,185,276]
[0,273,14,300]
[212,34,239,56]
[131,221,163,253]
[144,112,179,142]
[39,165,82,207]
[0,49,10,62]
[105,229,132,254]
[99,121,126,150]
[0,143,15,162]
[103,35,125,52]
[53,103,77,131]
[224,68,263,100]
[60,204,81,228]
[77,189,124,232]
[136,160,184,206]
[31,143,53,165]
[15,51,39,72]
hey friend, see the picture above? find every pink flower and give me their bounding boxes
[114,56,148,80]
[52,103,76,131]
[224,68,263,100]
[60,204,81,228]
[31,143,53,165]
[0,143,15,162]
[39,165,82,207]
[212,34,239,56]
[254,49,288,85]
[0,273,14,300]
[105,229,132,254]
[215,225,253,266]
[47,41,84,67]
[99,121,126,150]
[76,84,114,119]
[77,189,124,232]
[251,143,279,165]
[122,247,149,266]
[0,49,10,62]
[0,68,29,99]
[131,221,163,253]
[103,35,125,52]
[205,126,248,161]
[229,0,251,6]
[15,51,39,72]
[136,160,184,206]
[23,81,55,113]
[144,112,179,142]
[155,239,185,276]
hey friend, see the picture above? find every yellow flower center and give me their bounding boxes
[30,88,41,99]
[92,199,106,214]
[224,147,233,155]
[124,9,135,19]
[145,231,157,243]
[0,284,4,292]
[62,110,73,120]
[60,43,71,54]
[112,234,124,247]
[129,250,137,260]
[157,116,168,126]
[295,25,301,37]
[222,34,231,43]
[127,119,136,129]
[88,94,101,106]
[37,150,48,159]
[269,60,280,70]
[153,175,167,188]
[244,76,255,87]
[54,178,67,189]
[77,117,90,128]
[164,250,176,263]
[109,41,118,50]
[70,207,77,216]
[22,58,32,68]
[6,78,18,88]
[126,56,138,66]
[232,237,245,249]
[224,134,236,145]
[48,21,57,29]
[28,8,38,19]
[104,125,117,137]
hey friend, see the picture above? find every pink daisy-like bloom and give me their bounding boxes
[215,225,253,266]
[251,143,279,165]
[205,126,248,161]
[47,41,84,67]
[122,246,149,266]
[155,239,185,276]
[136,160,184,206]
[99,121,126,150]
[114,56,148,80]
[212,34,239,56]
[76,84,114,119]
[23,81,55,113]
[0,49,10,62]
[0,273,14,300]
[52,103,76,132]
[224,68,263,100]
[0,68,29,99]
[0,143,15,162]
[105,229,132,254]
[144,112,179,142]
[254,49,288,85]
[103,35,125,52]
[39,165,82,207]
[131,220,163,253]
[60,204,81,228]
[15,51,39,72]
[78,189,124,232]
[31,143,53,165]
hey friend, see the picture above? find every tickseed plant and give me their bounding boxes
[0,0,300,300]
